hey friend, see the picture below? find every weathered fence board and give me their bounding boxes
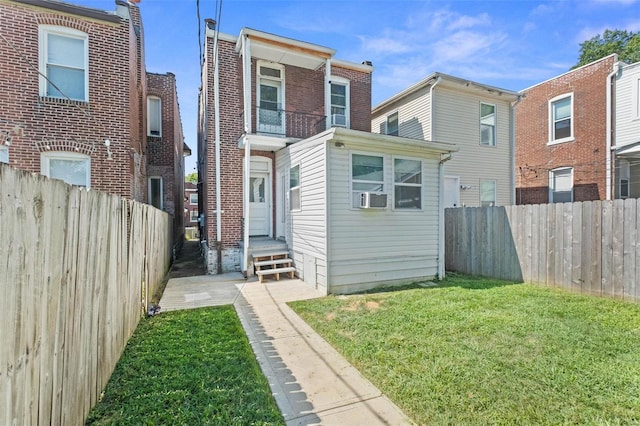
[0,165,171,426]
[445,200,640,302]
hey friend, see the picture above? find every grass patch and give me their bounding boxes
[86,306,283,426]
[289,275,640,425]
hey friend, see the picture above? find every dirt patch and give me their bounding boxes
[344,301,361,311]
[325,311,337,321]
[365,300,380,310]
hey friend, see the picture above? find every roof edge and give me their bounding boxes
[11,0,121,23]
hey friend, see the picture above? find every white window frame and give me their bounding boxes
[480,102,496,146]
[480,179,496,207]
[39,25,88,101]
[256,61,285,134]
[330,76,350,128]
[147,96,162,137]
[0,145,8,164]
[189,193,198,205]
[549,167,573,203]
[386,111,399,136]
[148,176,163,210]
[350,152,385,209]
[618,159,630,199]
[290,163,301,211]
[548,93,574,145]
[41,151,91,187]
[393,156,422,209]
[189,210,199,222]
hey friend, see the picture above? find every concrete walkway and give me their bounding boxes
[159,274,412,425]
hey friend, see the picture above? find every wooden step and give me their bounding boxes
[251,249,290,260]
[256,266,296,283]
[254,258,292,268]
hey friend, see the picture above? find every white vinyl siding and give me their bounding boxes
[371,85,431,139]
[39,26,88,101]
[432,87,513,206]
[615,63,640,149]
[328,141,441,293]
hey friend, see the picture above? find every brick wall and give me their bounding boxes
[0,0,144,200]
[515,56,615,204]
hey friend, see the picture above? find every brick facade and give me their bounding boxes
[0,0,146,199]
[199,29,372,273]
[515,55,616,204]
[147,72,186,246]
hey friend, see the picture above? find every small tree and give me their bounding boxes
[185,172,198,184]
[574,29,640,68]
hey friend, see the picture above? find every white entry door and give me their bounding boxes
[249,171,270,235]
[444,176,460,208]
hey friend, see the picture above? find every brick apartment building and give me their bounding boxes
[147,72,188,246]
[0,0,187,247]
[184,181,198,239]
[515,55,617,204]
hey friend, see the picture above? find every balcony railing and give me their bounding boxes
[239,107,327,140]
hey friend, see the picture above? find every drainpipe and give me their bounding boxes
[325,58,332,130]
[429,76,442,141]
[438,152,453,279]
[211,20,223,273]
[606,61,620,200]
[242,34,252,276]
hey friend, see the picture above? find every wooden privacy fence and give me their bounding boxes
[0,165,171,426]
[445,200,640,302]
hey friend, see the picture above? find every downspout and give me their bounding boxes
[510,95,523,205]
[429,76,442,141]
[242,34,252,276]
[606,61,620,200]
[438,152,453,279]
[212,20,223,273]
[325,58,332,130]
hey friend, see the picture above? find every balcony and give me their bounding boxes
[240,107,327,140]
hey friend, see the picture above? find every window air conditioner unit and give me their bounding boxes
[332,114,347,127]
[359,192,387,209]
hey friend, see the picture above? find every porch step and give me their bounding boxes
[252,250,295,283]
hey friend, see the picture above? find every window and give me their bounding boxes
[549,167,573,203]
[257,62,284,134]
[480,180,496,207]
[290,164,301,210]
[330,78,349,128]
[149,176,163,209]
[480,103,496,146]
[39,26,88,101]
[549,94,573,143]
[394,158,421,209]
[41,152,90,187]
[618,159,630,199]
[351,153,384,207]
[189,210,199,222]
[189,193,198,205]
[386,112,399,136]
[0,146,8,164]
[147,96,162,137]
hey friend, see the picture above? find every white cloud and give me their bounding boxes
[590,0,639,5]
[448,13,492,31]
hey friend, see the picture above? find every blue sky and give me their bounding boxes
[72,0,640,175]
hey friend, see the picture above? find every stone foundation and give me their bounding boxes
[203,243,241,274]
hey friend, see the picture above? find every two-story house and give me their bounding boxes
[146,72,189,249]
[198,23,456,293]
[515,54,618,204]
[0,0,187,250]
[613,60,640,199]
[184,181,199,239]
[371,73,520,208]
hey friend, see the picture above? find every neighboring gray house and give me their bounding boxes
[276,127,457,294]
[371,72,519,208]
[613,61,640,199]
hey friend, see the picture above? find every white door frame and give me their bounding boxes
[444,175,460,208]
[276,166,286,239]
[247,156,272,237]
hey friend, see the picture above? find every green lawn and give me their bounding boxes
[86,306,283,426]
[289,275,640,425]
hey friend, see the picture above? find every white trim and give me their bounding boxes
[548,167,573,203]
[256,60,285,135]
[548,93,574,145]
[329,76,350,128]
[392,156,423,210]
[0,145,8,164]
[41,151,91,187]
[479,179,497,206]
[289,163,301,211]
[247,156,273,237]
[189,193,198,205]
[479,102,497,147]
[350,151,385,209]
[39,25,89,101]
[385,111,399,136]
[147,96,162,137]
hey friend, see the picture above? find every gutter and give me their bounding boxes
[212,20,223,272]
[438,152,453,279]
[429,77,441,141]
[510,95,524,205]
[606,60,620,200]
